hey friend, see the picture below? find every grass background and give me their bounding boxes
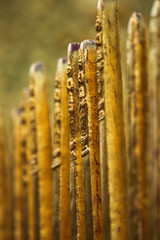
[0,0,153,128]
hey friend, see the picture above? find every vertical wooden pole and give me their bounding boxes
[12,108,24,240]
[67,42,85,240]
[0,110,12,240]
[52,59,63,240]
[149,1,160,239]
[95,0,111,239]
[78,40,103,240]
[21,89,35,240]
[30,62,53,240]
[127,12,150,240]
[59,57,71,240]
[102,0,128,239]
[29,68,40,240]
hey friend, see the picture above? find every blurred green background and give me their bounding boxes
[0,0,153,126]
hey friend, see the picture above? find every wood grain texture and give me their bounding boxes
[30,62,53,240]
[102,0,128,239]
[79,40,103,240]
[59,57,71,240]
[127,12,150,240]
[29,71,40,240]
[67,42,85,240]
[95,1,111,239]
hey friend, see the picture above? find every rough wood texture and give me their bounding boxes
[30,62,53,240]
[52,58,63,240]
[79,40,103,240]
[67,42,85,240]
[59,57,71,240]
[102,0,128,239]
[127,12,150,240]
[95,1,111,239]
[52,58,71,240]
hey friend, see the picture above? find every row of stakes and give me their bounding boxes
[0,0,160,240]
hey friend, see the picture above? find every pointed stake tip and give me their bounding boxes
[80,39,96,50]
[128,11,146,30]
[29,62,45,76]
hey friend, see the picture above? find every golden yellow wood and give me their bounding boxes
[52,59,63,240]
[127,12,150,240]
[29,68,40,240]
[12,108,24,240]
[95,0,111,239]
[67,42,85,240]
[102,0,128,239]
[21,89,35,240]
[20,91,29,240]
[30,62,53,240]
[59,57,71,240]
[150,1,160,239]
[0,110,12,240]
[79,40,103,240]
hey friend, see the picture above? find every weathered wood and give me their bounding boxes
[20,89,35,240]
[102,0,128,239]
[78,40,103,240]
[95,1,111,239]
[67,42,86,240]
[127,12,150,240]
[30,62,53,240]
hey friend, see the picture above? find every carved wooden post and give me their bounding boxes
[95,1,111,239]
[67,42,85,240]
[60,57,71,240]
[127,12,150,240]
[52,59,62,240]
[52,58,71,240]
[102,0,128,239]
[30,62,53,240]
[78,40,103,240]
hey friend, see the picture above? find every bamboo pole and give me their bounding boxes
[67,42,85,240]
[30,62,53,240]
[102,0,128,239]
[127,12,150,240]
[149,1,160,239]
[95,0,111,239]
[78,40,103,240]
